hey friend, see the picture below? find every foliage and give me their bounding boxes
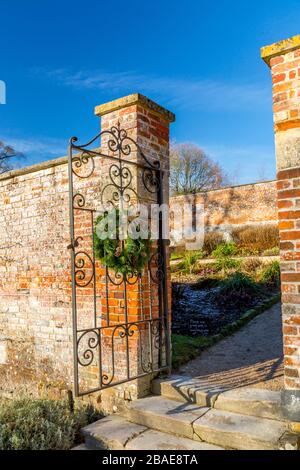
[212,242,239,273]
[232,225,279,253]
[263,247,280,256]
[94,209,151,275]
[260,261,281,286]
[170,251,184,261]
[242,257,263,276]
[203,232,224,255]
[212,242,237,258]
[182,250,205,274]
[193,265,218,278]
[237,246,260,257]
[0,141,22,174]
[214,257,239,275]
[170,143,228,195]
[0,398,101,450]
[211,272,260,308]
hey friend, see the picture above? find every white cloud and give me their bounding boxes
[32,68,271,112]
[0,134,66,164]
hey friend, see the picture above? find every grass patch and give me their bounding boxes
[170,252,184,261]
[0,398,101,450]
[172,293,280,369]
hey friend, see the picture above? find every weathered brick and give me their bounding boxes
[272,73,286,84]
[278,189,300,199]
[280,230,300,240]
[0,94,174,404]
[281,273,300,282]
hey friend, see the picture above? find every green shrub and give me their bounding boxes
[260,261,281,286]
[170,252,184,261]
[212,242,237,258]
[203,232,223,255]
[214,257,240,273]
[211,272,260,308]
[182,251,205,274]
[212,242,239,273]
[0,398,100,450]
[263,247,280,256]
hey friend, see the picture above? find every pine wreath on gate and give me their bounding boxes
[94,208,151,275]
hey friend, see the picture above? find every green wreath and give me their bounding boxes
[94,209,151,275]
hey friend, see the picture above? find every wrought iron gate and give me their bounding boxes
[67,124,171,396]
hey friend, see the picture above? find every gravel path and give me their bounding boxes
[179,303,284,391]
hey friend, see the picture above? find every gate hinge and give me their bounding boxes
[67,239,79,250]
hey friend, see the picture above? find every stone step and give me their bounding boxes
[214,387,283,421]
[121,395,210,440]
[126,429,223,450]
[81,415,147,450]
[72,443,89,450]
[193,408,287,450]
[80,415,223,450]
[123,395,287,450]
[152,375,284,421]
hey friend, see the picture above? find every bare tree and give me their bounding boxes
[0,141,22,175]
[170,143,228,195]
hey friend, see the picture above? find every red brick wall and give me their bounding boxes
[0,94,174,405]
[270,55,300,391]
[262,34,300,413]
[0,158,72,398]
[0,162,278,396]
[170,180,278,244]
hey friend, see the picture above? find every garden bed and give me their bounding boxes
[171,241,281,338]
[172,275,279,337]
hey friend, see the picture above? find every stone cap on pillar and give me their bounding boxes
[261,34,300,66]
[94,93,175,123]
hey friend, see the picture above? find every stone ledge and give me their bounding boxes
[94,93,176,123]
[261,34,300,66]
[0,155,68,182]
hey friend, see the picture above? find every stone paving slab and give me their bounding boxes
[123,395,209,440]
[153,375,227,407]
[82,415,147,450]
[126,429,224,450]
[72,443,89,450]
[153,376,284,421]
[213,387,283,420]
[193,408,287,450]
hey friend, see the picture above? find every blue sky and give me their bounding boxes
[1,0,300,184]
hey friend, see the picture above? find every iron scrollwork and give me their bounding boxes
[149,251,165,283]
[69,122,170,396]
[77,329,100,367]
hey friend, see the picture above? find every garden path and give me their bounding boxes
[179,303,284,391]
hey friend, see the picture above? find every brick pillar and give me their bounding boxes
[94,94,175,403]
[261,35,300,421]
